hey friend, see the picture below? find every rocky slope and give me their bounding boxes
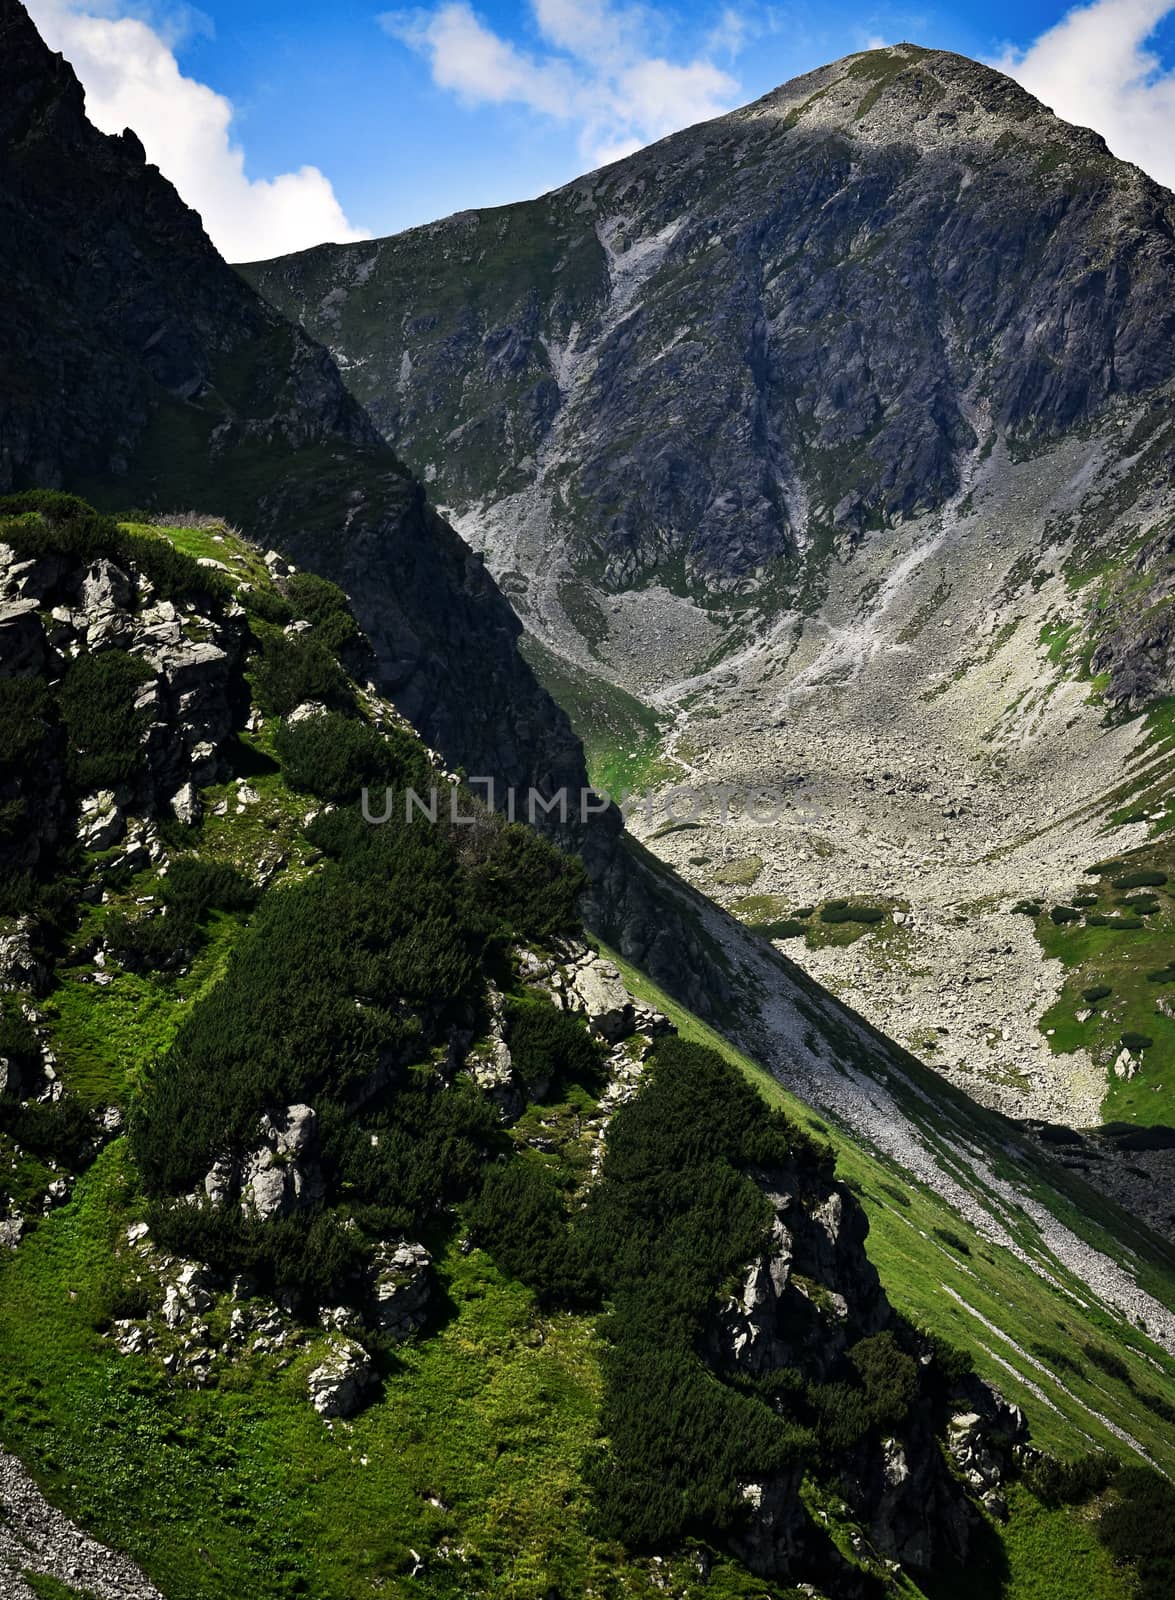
[247,43,1175,1145]
[0,502,1036,1598]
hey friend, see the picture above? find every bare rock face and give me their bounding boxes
[566,955,633,1043]
[1090,525,1175,710]
[202,1104,325,1221]
[712,1165,980,1580]
[248,44,1175,596]
[0,918,49,994]
[369,1240,433,1338]
[714,1172,888,1382]
[946,1393,1029,1494]
[307,1338,374,1419]
[77,790,124,852]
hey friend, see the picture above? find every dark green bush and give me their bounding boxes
[576,1040,820,1547]
[149,1202,369,1310]
[467,1159,592,1303]
[240,585,293,626]
[273,712,424,801]
[1082,984,1112,1003]
[0,678,54,771]
[820,900,886,925]
[849,1330,920,1427]
[103,909,192,973]
[283,572,359,654]
[1012,900,1043,916]
[1121,893,1160,914]
[933,1226,972,1256]
[162,858,257,919]
[132,807,485,1194]
[56,648,153,789]
[1023,1450,1117,1507]
[0,1095,92,1166]
[1086,914,1143,930]
[1111,870,1167,890]
[1121,1032,1154,1053]
[921,1329,975,1388]
[1050,905,1080,924]
[105,859,256,973]
[1097,1467,1175,1600]
[1146,966,1175,984]
[504,996,602,1099]
[1083,1341,1131,1382]
[0,1000,40,1086]
[807,1333,918,1457]
[465,821,588,942]
[251,634,352,718]
[1073,893,1099,908]
[756,918,807,940]
[284,572,351,627]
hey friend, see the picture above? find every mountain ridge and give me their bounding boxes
[245,41,1175,590]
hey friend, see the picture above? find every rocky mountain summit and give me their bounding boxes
[247,43,1175,595]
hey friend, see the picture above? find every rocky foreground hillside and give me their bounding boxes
[0,495,1048,1598]
[247,43,1175,1157]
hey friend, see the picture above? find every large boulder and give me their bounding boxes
[77,790,124,852]
[307,1337,373,1419]
[565,955,633,1042]
[0,918,49,994]
[201,1104,325,1220]
[239,1104,323,1221]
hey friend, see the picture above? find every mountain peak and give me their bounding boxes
[735,39,1118,173]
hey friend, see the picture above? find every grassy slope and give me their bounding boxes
[603,946,1175,1476]
[519,635,675,796]
[1030,701,1175,1127]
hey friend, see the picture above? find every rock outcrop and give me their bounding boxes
[307,1338,374,1419]
[709,1158,984,1577]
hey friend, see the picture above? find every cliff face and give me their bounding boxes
[246,43,1175,595]
[0,0,583,808]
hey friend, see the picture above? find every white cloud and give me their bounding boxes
[996,0,1175,192]
[379,0,742,167]
[24,0,368,261]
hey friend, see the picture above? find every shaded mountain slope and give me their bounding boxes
[0,0,579,806]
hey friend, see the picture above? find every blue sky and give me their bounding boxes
[24,0,1175,259]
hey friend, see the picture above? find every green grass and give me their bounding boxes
[22,1577,100,1600]
[1031,844,1175,1125]
[0,1147,674,1600]
[998,1485,1128,1600]
[118,521,270,588]
[518,636,675,796]
[711,856,764,888]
